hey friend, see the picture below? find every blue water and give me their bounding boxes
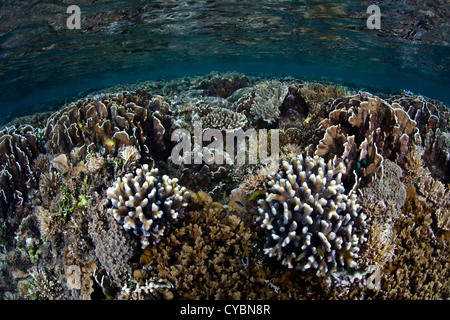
[0,0,449,124]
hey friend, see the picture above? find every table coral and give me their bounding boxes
[257,154,368,277]
[106,164,189,249]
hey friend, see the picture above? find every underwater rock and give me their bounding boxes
[106,164,189,249]
[257,154,368,277]
[204,72,248,98]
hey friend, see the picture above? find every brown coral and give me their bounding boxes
[44,91,173,161]
[0,125,40,209]
[387,92,449,182]
[315,92,420,189]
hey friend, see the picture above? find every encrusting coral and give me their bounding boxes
[106,164,190,249]
[257,154,368,277]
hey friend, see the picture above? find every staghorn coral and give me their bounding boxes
[0,125,40,208]
[250,80,288,124]
[200,108,247,131]
[257,154,368,277]
[106,164,189,249]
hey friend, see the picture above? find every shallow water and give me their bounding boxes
[0,0,449,123]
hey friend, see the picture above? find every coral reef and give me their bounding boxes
[106,164,189,249]
[257,154,368,276]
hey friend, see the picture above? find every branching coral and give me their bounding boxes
[416,171,450,231]
[257,154,368,277]
[106,164,189,249]
[139,191,309,299]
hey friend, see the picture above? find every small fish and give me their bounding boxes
[77,122,87,132]
[317,248,324,258]
[104,138,116,147]
[257,265,266,279]
[248,189,265,201]
[234,200,245,208]
[295,252,306,261]
[241,243,249,256]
